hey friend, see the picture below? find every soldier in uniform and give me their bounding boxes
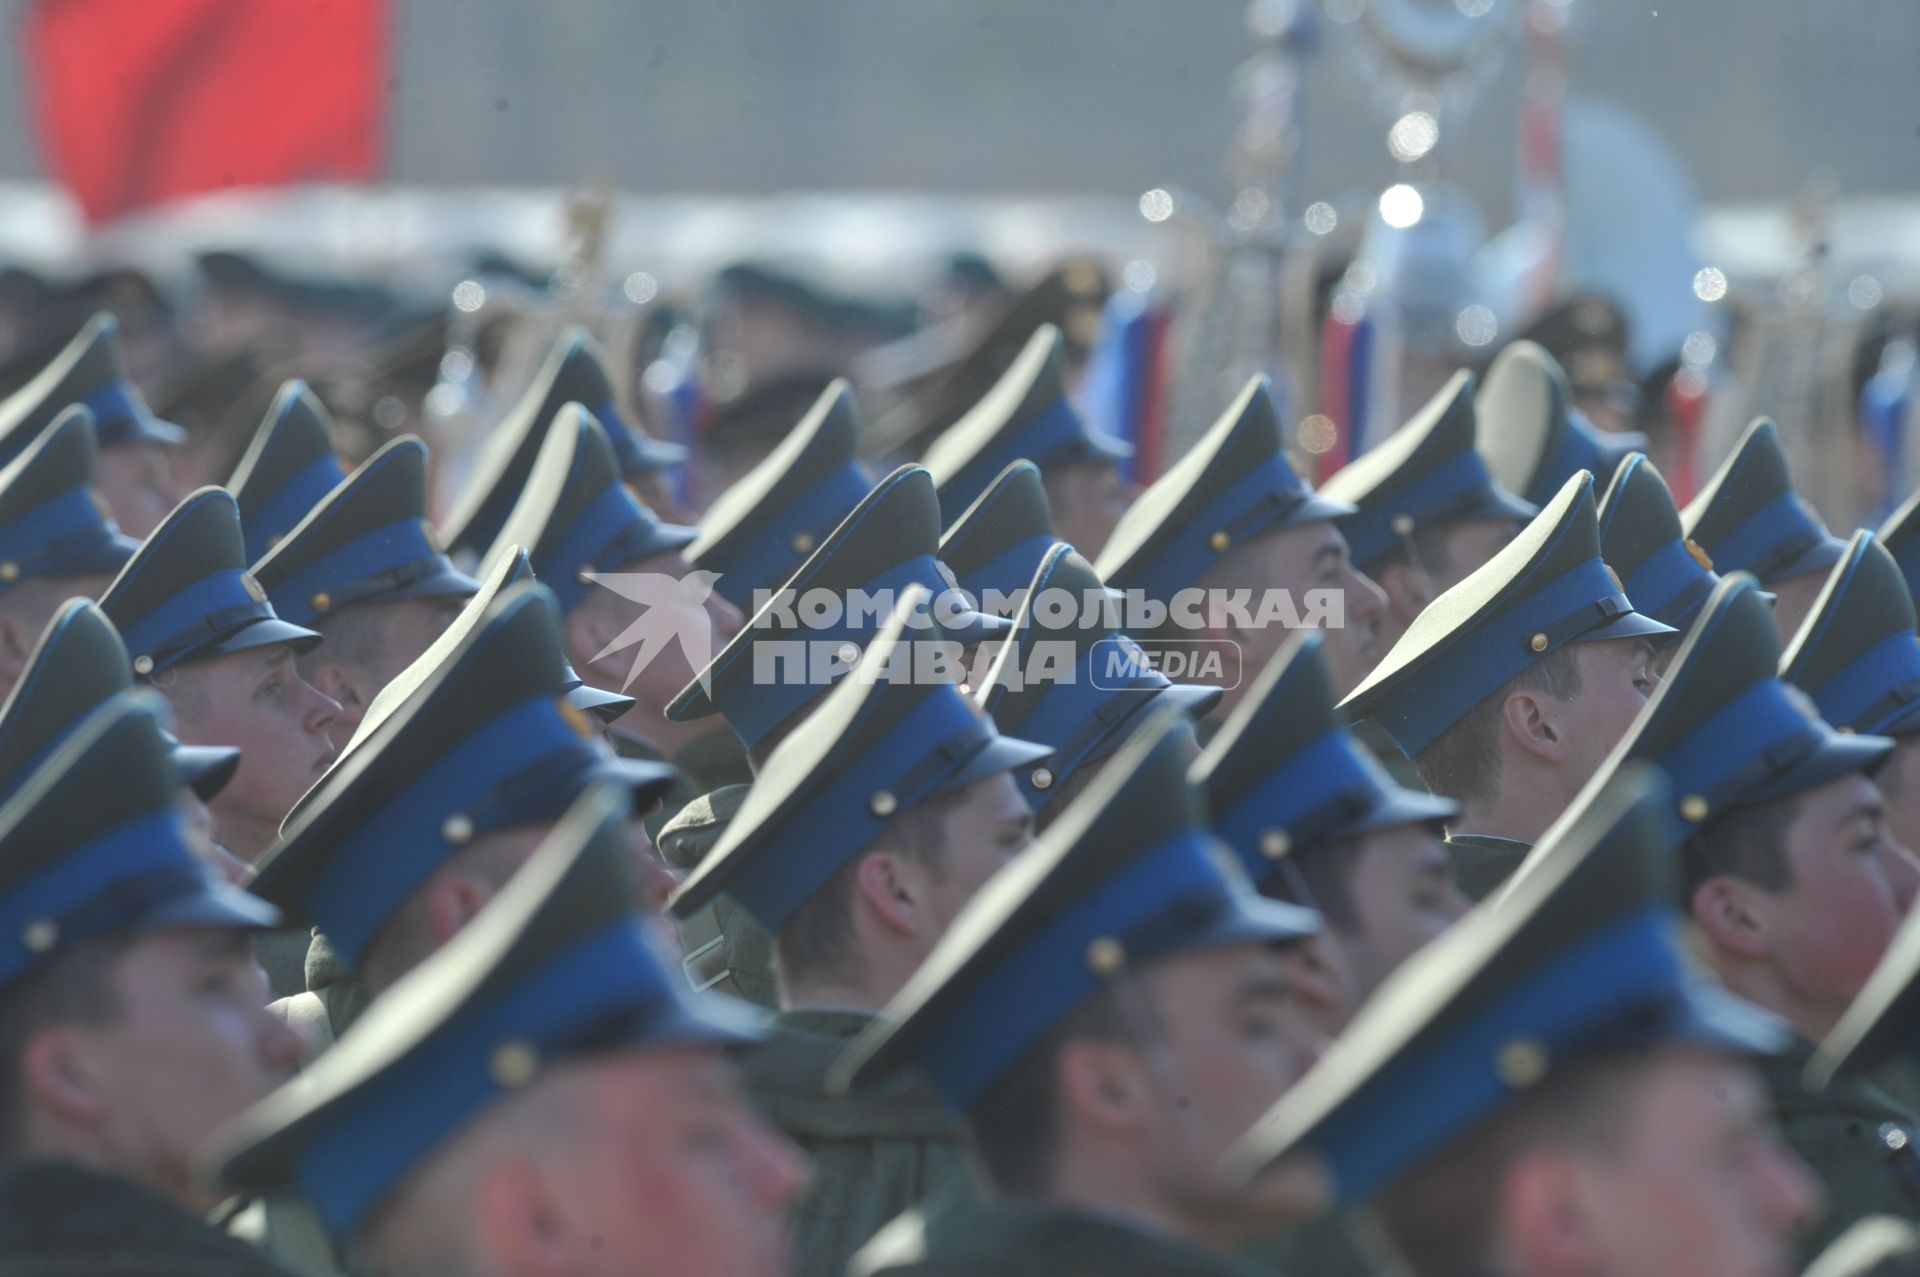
[0,314,187,537]
[938,459,1068,612]
[0,694,301,1275]
[839,710,1326,1277]
[1782,531,1920,875]
[252,435,479,751]
[687,379,873,613]
[99,489,337,867]
[1477,339,1647,510]
[0,406,141,698]
[206,784,807,1277]
[1096,376,1383,719]
[1198,633,1464,1277]
[1683,416,1848,642]
[248,584,678,1045]
[978,543,1219,827]
[1229,767,1818,1277]
[440,327,689,564]
[1595,451,1734,649]
[0,600,240,876]
[1340,473,1672,899]
[1318,371,1536,652]
[1569,573,1918,1260]
[921,324,1135,560]
[1510,295,1643,435]
[667,592,1046,1277]
[658,464,1008,1005]
[483,405,741,825]
[227,383,348,565]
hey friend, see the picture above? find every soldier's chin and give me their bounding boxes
[1241,1152,1333,1231]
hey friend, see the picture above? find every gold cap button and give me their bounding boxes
[1031,766,1053,791]
[132,654,154,676]
[1086,937,1126,977]
[0,562,19,584]
[1686,538,1714,571]
[791,531,815,555]
[1528,633,1549,653]
[442,814,475,845]
[1496,1038,1549,1088]
[869,790,898,818]
[1259,828,1292,860]
[1680,794,1709,823]
[310,591,331,614]
[575,566,596,585]
[1390,514,1416,537]
[1209,530,1231,553]
[489,1039,540,1088]
[20,919,57,953]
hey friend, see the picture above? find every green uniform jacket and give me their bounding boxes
[657,782,779,1006]
[1350,719,1433,799]
[254,927,314,1004]
[1243,1212,1407,1277]
[1442,834,1533,903]
[850,1182,1272,1277]
[1763,1038,1920,1263]
[0,1160,291,1277]
[742,1009,966,1277]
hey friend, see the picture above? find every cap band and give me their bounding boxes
[943,397,1129,516]
[121,569,278,674]
[1709,491,1825,584]
[1802,629,1920,738]
[267,518,466,626]
[699,462,872,605]
[244,456,349,562]
[1214,730,1383,883]
[1620,536,1715,630]
[0,485,131,584]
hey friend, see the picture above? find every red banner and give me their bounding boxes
[24,0,386,225]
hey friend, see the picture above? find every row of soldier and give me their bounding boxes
[0,295,1918,1277]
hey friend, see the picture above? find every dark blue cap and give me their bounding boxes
[0,600,237,806]
[1597,452,1730,634]
[1096,376,1354,603]
[252,436,478,628]
[489,545,634,723]
[668,465,1010,753]
[0,314,186,463]
[483,404,696,615]
[687,379,872,610]
[938,460,1064,610]
[0,405,138,586]
[1195,632,1455,889]
[1320,370,1535,573]
[99,488,322,678]
[671,588,1048,933]
[442,329,687,562]
[1683,417,1847,587]
[922,324,1130,526]
[833,707,1319,1112]
[1877,485,1920,603]
[209,782,757,1239]
[1602,573,1891,834]
[228,382,347,564]
[0,691,277,991]
[1228,765,1785,1203]
[1783,532,1920,739]
[1478,340,1647,508]
[248,584,676,970]
[1341,472,1675,761]
[980,543,1220,812]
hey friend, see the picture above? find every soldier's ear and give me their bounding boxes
[1500,1145,1596,1275]
[1689,876,1770,961]
[1500,689,1565,765]
[474,1155,576,1277]
[1056,1036,1147,1137]
[850,851,919,940]
[18,1028,108,1128]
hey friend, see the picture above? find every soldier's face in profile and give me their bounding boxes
[1751,772,1912,1020]
[574,550,744,720]
[1765,568,1829,647]
[164,645,340,859]
[512,1047,808,1277]
[1135,941,1325,1246]
[1213,521,1386,700]
[1555,637,1659,782]
[1335,821,1467,1004]
[41,928,301,1212]
[93,441,184,540]
[1535,1052,1815,1277]
[1042,457,1138,561]
[1872,737,1920,902]
[906,770,1034,946]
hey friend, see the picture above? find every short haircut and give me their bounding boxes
[964,986,1128,1197]
[1364,522,1459,587]
[1683,794,1798,901]
[297,601,387,678]
[1373,1051,1646,1274]
[1413,644,1582,807]
[0,936,134,1156]
[358,834,535,994]
[771,784,970,990]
